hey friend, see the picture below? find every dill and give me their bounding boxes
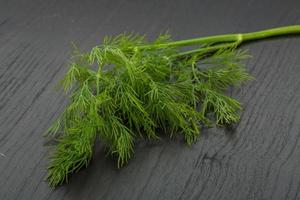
[45,25,300,187]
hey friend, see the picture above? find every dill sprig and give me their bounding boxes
[45,25,300,187]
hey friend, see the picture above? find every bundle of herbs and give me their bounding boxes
[45,25,300,187]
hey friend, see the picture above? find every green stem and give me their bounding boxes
[174,42,238,57]
[242,25,300,41]
[138,25,300,49]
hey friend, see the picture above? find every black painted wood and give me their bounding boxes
[1,0,300,199]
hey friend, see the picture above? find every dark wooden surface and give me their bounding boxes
[1,0,300,199]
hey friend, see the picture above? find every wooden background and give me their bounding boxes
[1,0,300,199]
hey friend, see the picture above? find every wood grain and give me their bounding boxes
[1,0,300,199]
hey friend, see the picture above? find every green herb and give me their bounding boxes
[45,25,300,187]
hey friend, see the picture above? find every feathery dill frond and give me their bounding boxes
[45,32,253,187]
[46,119,97,187]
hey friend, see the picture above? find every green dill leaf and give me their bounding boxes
[45,25,300,187]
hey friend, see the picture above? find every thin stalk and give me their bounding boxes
[242,25,300,41]
[173,42,238,57]
[138,25,300,49]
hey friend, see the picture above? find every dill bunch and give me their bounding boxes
[45,25,300,187]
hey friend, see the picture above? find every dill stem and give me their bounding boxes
[96,75,100,95]
[242,25,300,41]
[174,42,238,57]
[138,25,300,49]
